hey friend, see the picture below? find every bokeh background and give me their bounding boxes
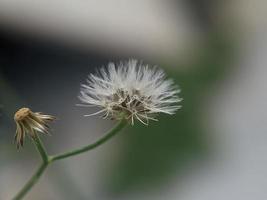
[1,0,267,199]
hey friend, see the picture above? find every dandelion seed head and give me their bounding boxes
[79,59,182,125]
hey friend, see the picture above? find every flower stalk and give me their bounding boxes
[13,162,48,200]
[12,120,127,200]
[32,134,49,163]
[50,119,127,162]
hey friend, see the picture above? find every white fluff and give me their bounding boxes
[79,59,182,125]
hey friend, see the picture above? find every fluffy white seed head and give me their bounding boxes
[79,59,182,125]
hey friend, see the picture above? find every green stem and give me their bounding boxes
[50,120,127,162]
[12,163,48,200]
[12,120,127,200]
[12,135,50,200]
[32,134,49,163]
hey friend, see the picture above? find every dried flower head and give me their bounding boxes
[14,108,56,149]
[79,59,182,125]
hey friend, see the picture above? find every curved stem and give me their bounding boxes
[50,120,127,162]
[12,120,127,200]
[12,163,48,200]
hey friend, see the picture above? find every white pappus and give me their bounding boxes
[78,59,182,125]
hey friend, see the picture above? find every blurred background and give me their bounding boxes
[1,0,267,199]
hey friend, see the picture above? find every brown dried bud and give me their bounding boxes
[14,108,56,149]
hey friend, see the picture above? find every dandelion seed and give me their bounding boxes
[14,108,56,149]
[79,59,182,125]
